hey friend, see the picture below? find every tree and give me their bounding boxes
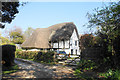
[0,1,26,28]
[24,27,34,39]
[9,26,24,44]
[86,1,120,68]
[0,36,9,45]
[80,34,95,50]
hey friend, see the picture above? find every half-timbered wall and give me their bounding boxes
[52,29,80,55]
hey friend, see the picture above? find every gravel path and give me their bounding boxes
[2,59,76,79]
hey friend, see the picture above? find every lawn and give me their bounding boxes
[2,64,19,75]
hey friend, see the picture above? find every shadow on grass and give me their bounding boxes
[2,64,19,74]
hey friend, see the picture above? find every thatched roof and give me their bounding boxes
[21,22,79,49]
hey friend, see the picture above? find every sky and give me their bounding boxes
[1,2,110,36]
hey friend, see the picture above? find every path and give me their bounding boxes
[2,58,76,79]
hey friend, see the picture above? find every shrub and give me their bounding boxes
[34,51,54,63]
[15,50,55,63]
[99,69,113,78]
[76,59,97,71]
[15,51,38,59]
[112,69,120,79]
[74,59,97,79]
[99,69,120,79]
[2,44,16,67]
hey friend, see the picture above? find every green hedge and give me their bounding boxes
[15,50,55,63]
[2,45,16,67]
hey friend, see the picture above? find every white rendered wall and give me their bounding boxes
[53,40,69,48]
[70,29,80,55]
[52,29,80,55]
[53,43,58,48]
[59,41,63,48]
[27,49,40,51]
[65,40,69,48]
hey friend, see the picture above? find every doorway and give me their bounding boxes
[71,49,73,55]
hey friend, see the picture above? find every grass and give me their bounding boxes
[3,70,17,74]
[2,64,19,75]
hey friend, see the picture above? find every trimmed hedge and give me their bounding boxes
[15,50,55,63]
[2,45,16,67]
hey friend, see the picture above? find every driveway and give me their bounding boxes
[2,58,76,79]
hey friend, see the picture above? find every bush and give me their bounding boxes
[74,59,97,79]
[76,59,97,71]
[99,69,113,78]
[112,69,120,79]
[15,50,38,59]
[99,69,120,79]
[2,44,16,67]
[34,51,54,63]
[15,50,55,63]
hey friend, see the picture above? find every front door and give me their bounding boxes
[71,49,73,55]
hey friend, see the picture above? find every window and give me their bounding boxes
[71,49,73,55]
[75,41,77,46]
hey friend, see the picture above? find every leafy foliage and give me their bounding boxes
[15,50,55,63]
[15,50,38,59]
[75,59,97,79]
[76,59,97,71]
[99,69,113,78]
[1,2,20,24]
[9,27,25,44]
[0,36,9,45]
[86,1,120,69]
[112,70,120,79]
[24,27,34,39]
[99,69,120,79]
[9,31,24,44]
[34,51,54,63]
[76,2,120,79]
[80,34,95,50]
[0,2,26,28]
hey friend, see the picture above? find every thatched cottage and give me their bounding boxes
[21,22,80,55]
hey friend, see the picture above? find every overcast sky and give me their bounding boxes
[1,2,110,36]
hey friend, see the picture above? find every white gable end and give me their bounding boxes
[70,29,80,55]
[70,29,79,40]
